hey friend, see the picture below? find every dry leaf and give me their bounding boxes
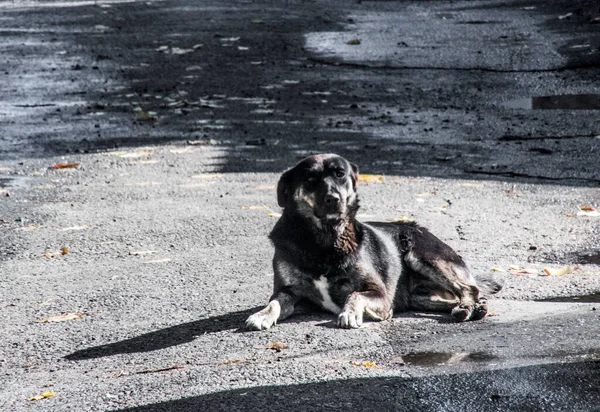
[30,391,55,401]
[19,225,43,231]
[48,163,79,170]
[135,108,157,121]
[580,205,596,211]
[509,266,537,276]
[347,39,361,45]
[352,361,377,368]
[44,248,68,259]
[577,209,600,217]
[358,174,384,183]
[266,342,288,351]
[543,266,577,276]
[268,212,282,218]
[490,267,504,272]
[130,250,158,256]
[242,205,270,210]
[60,226,88,231]
[115,151,153,159]
[217,359,249,365]
[488,311,498,317]
[36,313,85,323]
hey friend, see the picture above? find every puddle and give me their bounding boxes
[399,351,498,366]
[536,293,600,303]
[504,94,600,110]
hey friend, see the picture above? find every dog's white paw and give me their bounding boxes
[245,301,281,331]
[337,309,363,329]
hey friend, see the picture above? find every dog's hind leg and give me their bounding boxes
[404,252,485,321]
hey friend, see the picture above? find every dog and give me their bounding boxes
[246,154,501,330]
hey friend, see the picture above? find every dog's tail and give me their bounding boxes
[475,274,504,295]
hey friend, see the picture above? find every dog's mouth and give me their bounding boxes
[315,210,344,224]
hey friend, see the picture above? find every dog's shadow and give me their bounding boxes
[65,308,458,361]
[65,307,262,361]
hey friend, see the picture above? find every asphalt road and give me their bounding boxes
[1,0,599,411]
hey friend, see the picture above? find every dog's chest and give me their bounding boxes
[312,276,342,314]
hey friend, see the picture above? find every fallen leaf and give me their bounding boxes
[60,226,88,231]
[134,107,157,121]
[144,258,171,264]
[509,266,537,276]
[119,151,153,159]
[358,174,384,183]
[44,248,68,259]
[352,361,377,368]
[487,311,498,317]
[188,139,219,145]
[48,163,79,170]
[242,205,270,210]
[136,365,185,374]
[216,359,249,365]
[36,313,85,323]
[268,212,282,218]
[347,39,361,45]
[19,225,44,231]
[30,391,55,401]
[490,267,504,272]
[580,205,596,211]
[543,266,577,276]
[129,250,158,256]
[577,210,600,217]
[266,342,288,352]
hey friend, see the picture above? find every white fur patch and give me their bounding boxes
[313,276,341,314]
[245,300,281,330]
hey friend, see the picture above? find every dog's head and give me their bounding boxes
[276,154,359,224]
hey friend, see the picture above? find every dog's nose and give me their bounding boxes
[325,194,340,205]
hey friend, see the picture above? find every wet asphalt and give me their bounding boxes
[1,0,599,411]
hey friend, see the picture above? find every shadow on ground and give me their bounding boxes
[65,307,261,360]
[3,0,599,186]
[115,360,599,412]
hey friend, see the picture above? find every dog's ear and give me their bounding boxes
[350,162,359,189]
[276,169,293,207]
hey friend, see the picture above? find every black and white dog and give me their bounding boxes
[246,154,501,330]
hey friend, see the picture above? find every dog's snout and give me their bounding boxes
[325,193,340,205]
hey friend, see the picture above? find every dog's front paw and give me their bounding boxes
[245,301,281,331]
[337,309,363,329]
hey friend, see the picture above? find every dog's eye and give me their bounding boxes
[335,171,345,178]
[307,176,316,183]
